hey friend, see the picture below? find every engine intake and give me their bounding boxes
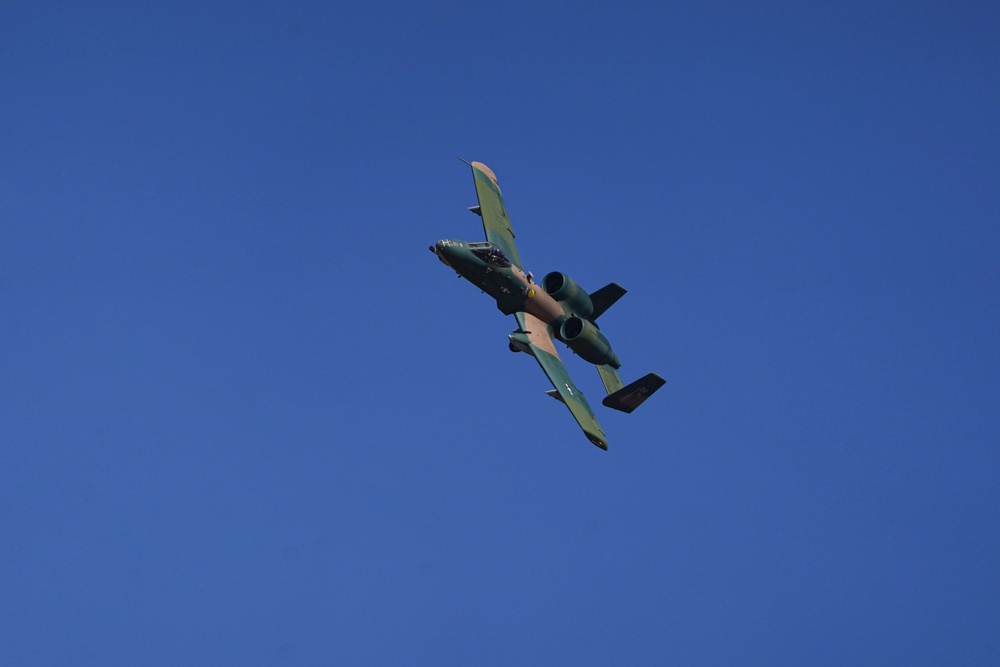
[558,316,620,368]
[541,272,594,319]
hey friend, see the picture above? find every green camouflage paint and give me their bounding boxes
[430,161,665,450]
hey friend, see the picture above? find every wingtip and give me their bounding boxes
[469,161,501,191]
[457,158,501,191]
[586,431,609,450]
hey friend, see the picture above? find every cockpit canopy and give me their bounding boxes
[468,241,511,267]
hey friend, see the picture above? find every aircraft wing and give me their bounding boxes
[514,311,609,450]
[467,161,524,270]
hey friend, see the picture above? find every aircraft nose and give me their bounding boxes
[432,239,454,267]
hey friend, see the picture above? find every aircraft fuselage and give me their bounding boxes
[430,238,564,322]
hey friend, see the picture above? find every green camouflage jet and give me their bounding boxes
[430,160,665,450]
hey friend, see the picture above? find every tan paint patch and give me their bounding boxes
[522,312,559,358]
[511,266,564,324]
[471,162,501,193]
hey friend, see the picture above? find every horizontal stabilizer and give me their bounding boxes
[590,283,627,320]
[602,372,665,414]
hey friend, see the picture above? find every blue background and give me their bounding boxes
[3,2,998,664]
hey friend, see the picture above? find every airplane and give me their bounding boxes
[430,160,665,450]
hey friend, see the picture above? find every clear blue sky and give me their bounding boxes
[3,2,998,664]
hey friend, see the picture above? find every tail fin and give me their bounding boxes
[590,283,626,320]
[602,373,666,414]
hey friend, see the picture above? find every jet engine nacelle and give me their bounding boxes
[558,316,621,368]
[541,272,594,319]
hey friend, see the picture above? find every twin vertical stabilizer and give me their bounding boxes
[589,289,665,414]
[602,372,666,413]
[589,283,627,321]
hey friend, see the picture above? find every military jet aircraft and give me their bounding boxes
[430,160,665,450]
